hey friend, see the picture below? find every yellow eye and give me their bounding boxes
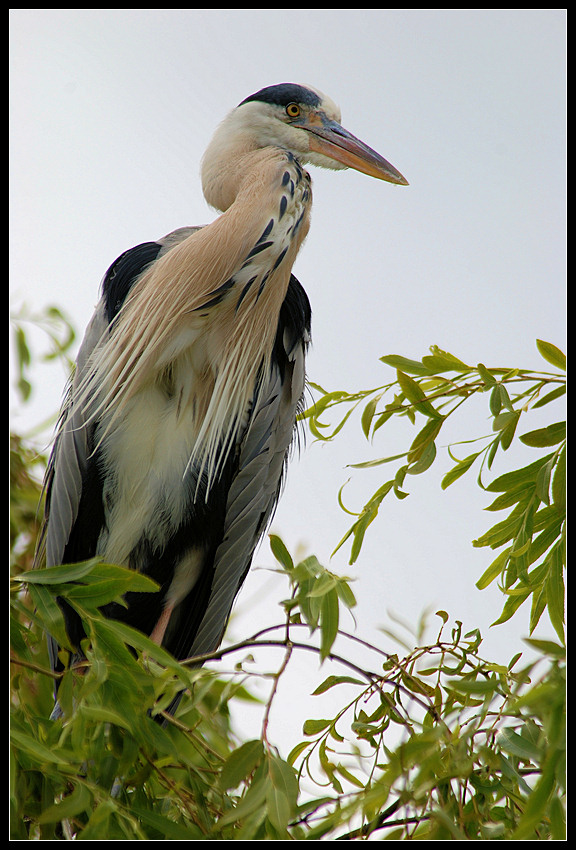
[286,103,301,118]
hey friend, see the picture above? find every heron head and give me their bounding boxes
[235,83,408,185]
[201,83,407,210]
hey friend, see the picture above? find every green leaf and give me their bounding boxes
[79,704,134,730]
[536,339,566,370]
[476,547,512,590]
[371,408,395,434]
[94,617,186,671]
[421,346,471,372]
[14,325,31,368]
[76,799,118,840]
[523,637,565,658]
[396,371,442,419]
[305,573,336,598]
[266,756,299,831]
[335,763,366,789]
[551,445,566,511]
[492,410,516,432]
[14,326,32,401]
[545,545,565,644]
[441,452,480,489]
[532,384,566,409]
[520,422,566,447]
[349,451,407,469]
[64,578,136,608]
[303,718,332,736]
[320,589,339,661]
[486,454,555,492]
[535,455,556,505]
[401,670,436,698]
[220,740,264,790]
[87,563,159,592]
[17,376,32,402]
[498,727,541,761]
[396,370,425,402]
[37,782,92,824]
[131,806,204,840]
[380,354,432,376]
[549,794,566,840]
[473,506,530,551]
[407,440,437,475]
[26,583,70,650]
[529,584,548,636]
[286,739,310,765]
[217,769,268,827]
[407,418,443,464]
[269,534,294,571]
[317,738,342,792]
[335,577,357,610]
[10,728,71,766]
[490,384,503,416]
[13,558,103,585]
[477,362,498,386]
[498,383,515,413]
[496,410,521,450]
[484,483,533,512]
[86,617,145,670]
[491,590,530,626]
[361,395,381,438]
[393,464,410,500]
[447,676,499,695]
[511,750,562,839]
[347,507,379,565]
[312,675,364,695]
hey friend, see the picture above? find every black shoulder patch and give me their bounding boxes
[284,273,312,338]
[102,241,162,323]
[238,84,321,110]
[273,273,311,376]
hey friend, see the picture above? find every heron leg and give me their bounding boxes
[148,549,205,647]
[149,604,174,646]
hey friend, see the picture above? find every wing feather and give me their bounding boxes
[38,228,202,572]
[187,330,307,659]
[41,304,108,569]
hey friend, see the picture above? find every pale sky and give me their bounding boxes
[10,9,566,749]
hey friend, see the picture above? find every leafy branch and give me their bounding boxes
[10,312,565,840]
[11,304,76,405]
[301,342,566,641]
[11,545,565,840]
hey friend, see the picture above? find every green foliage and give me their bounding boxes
[10,433,46,573]
[288,616,565,840]
[11,304,76,406]
[10,314,565,839]
[303,342,566,642]
[9,554,350,839]
[11,554,565,839]
[11,560,271,839]
[270,535,357,661]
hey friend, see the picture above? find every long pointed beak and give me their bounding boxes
[298,115,408,185]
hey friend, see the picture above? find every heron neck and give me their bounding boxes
[202,144,289,213]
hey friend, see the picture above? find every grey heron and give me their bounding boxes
[38,83,407,714]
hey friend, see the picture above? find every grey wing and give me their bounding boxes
[187,335,307,660]
[35,302,107,680]
[38,227,203,676]
[38,226,201,571]
[39,303,108,570]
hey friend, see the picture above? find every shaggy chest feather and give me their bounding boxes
[91,151,312,567]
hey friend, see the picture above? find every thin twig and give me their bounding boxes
[261,638,293,747]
